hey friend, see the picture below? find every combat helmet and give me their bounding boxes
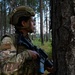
[9,6,35,25]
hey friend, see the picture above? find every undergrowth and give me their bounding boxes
[32,39,52,59]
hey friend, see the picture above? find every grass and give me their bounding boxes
[32,38,52,59]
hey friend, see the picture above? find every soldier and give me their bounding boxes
[8,5,54,75]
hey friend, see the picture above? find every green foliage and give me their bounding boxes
[32,39,52,59]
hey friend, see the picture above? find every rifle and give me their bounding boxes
[18,35,53,74]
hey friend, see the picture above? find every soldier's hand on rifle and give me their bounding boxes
[28,50,39,60]
[46,66,55,73]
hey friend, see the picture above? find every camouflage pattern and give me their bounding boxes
[0,35,40,75]
[14,40,40,75]
[9,6,35,25]
[0,50,30,75]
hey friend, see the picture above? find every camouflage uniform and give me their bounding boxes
[0,35,40,75]
[0,6,41,75]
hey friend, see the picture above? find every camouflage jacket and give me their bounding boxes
[0,35,40,75]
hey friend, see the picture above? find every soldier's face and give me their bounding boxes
[28,17,35,33]
[23,17,35,33]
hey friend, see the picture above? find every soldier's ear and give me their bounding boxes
[22,21,26,27]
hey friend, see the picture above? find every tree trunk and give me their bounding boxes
[25,0,27,5]
[45,0,48,42]
[49,0,51,40]
[40,0,44,45]
[3,0,7,35]
[52,0,75,75]
[0,3,2,36]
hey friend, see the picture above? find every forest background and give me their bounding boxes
[0,0,52,59]
[1,0,75,75]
